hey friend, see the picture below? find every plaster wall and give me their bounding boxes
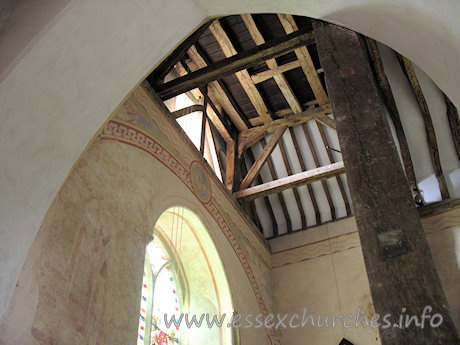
[1,0,460,319]
[270,209,460,345]
[0,84,276,344]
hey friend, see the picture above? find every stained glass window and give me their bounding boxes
[137,241,181,345]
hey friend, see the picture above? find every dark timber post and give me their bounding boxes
[312,21,459,344]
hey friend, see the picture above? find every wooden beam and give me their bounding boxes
[209,20,273,123]
[444,95,460,161]
[175,61,233,143]
[239,127,286,190]
[365,38,418,191]
[171,104,204,119]
[234,162,345,200]
[315,114,336,130]
[242,14,303,114]
[225,138,237,191]
[148,19,213,83]
[301,124,336,221]
[238,104,332,156]
[397,55,450,199]
[251,60,301,84]
[278,136,307,229]
[418,198,460,218]
[154,24,315,102]
[199,88,208,153]
[187,45,250,131]
[278,14,329,105]
[313,20,458,344]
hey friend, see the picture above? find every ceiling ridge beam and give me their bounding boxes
[239,126,287,190]
[234,162,345,200]
[154,23,315,103]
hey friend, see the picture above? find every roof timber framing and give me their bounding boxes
[239,126,287,190]
[208,19,273,123]
[242,14,303,114]
[238,104,333,157]
[396,54,450,199]
[187,45,250,131]
[234,162,346,200]
[278,14,329,106]
[365,38,418,191]
[245,149,279,237]
[149,19,214,83]
[154,24,315,103]
[174,61,233,143]
[148,13,358,238]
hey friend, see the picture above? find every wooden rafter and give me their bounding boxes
[199,88,208,153]
[251,60,301,84]
[278,137,307,229]
[239,126,287,190]
[278,14,329,105]
[155,23,315,108]
[242,14,303,114]
[301,124,336,221]
[365,38,418,191]
[246,149,279,237]
[187,45,250,131]
[444,95,460,161]
[209,19,273,123]
[238,104,332,156]
[171,104,205,119]
[234,162,345,200]
[397,54,450,199]
[260,138,293,233]
[316,122,352,216]
[238,154,262,231]
[175,62,233,143]
[225,138,237,191]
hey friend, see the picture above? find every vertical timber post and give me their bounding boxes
[313,21,459,344]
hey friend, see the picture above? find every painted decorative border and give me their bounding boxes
[272,231,361,269]
[98,119,281,345]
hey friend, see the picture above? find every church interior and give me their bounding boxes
[1,1,459,344]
